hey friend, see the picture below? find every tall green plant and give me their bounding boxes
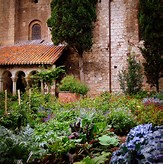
[138,0,163,92]
[118,53,143,95]
[47,0,97,82]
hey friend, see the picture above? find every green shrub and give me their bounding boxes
[156,92,163,100]
[107,107,136,135]
[118,53,143,95]
[58,75,89,95]
[132,90,149,99]
[32,66,65,93]
[0,103,29,130]
[0,125,35,163]
[135,105,163,126]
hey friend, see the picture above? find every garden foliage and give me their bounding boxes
[32,66,65,93]
[58,75,89,95]
[0,90,162,163]
[107,107,136,135]
[0,125,35,163]
[118,53,143,95]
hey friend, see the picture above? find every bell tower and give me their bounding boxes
[15,0,51,43]
[0,0,51,46]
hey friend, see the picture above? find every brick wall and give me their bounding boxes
[83,0,140,95]
[0,0,16,45]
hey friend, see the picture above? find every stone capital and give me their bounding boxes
[11,77,18,82]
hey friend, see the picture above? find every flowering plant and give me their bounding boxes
[110,124,163,163]
[142,97,160,106]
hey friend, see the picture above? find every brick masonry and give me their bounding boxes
[84,0,141,95]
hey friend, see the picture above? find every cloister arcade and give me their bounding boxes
[0,66,54,95]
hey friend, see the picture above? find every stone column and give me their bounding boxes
[25,77,30,89]
[11,77,17,95]
[0,77,3,92]
[51,80,56,95]
[41,80,44,94]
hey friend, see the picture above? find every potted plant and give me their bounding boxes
[58,75,89,103]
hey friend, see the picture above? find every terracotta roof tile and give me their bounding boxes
[0,40,65,65]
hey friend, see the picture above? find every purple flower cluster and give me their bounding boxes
[68,132,79,139]
[142,97,160,105]
[43,114,51,122]
[110,124,163,163]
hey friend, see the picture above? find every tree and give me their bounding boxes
[47,0,97,82]
[118,53,143,95]
[138,0,163,92]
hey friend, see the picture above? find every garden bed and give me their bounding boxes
[0,91,162,163]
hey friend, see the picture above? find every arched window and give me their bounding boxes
[32,0,38,3]
[32,23,41,40]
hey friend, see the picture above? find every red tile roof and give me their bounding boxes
[0,40,65,65]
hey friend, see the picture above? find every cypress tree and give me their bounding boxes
[138,0,163,92]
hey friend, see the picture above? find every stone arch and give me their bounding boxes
[16,71,27,93]
[28,20,42,40]
[2,70,12,93]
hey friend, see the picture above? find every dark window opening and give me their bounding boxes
[3,71,12,93]
[32,0,38,3]
[32,24,41,40]
[16,72,27,93]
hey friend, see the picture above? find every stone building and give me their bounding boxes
[0,0,162,95]
[0,0,65,94]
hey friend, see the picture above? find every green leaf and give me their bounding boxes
[92,152,111,164]
[98,135,119,146]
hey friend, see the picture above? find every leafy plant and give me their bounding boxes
[118,53,143,95]
[98,135,119,147]
[74,152,111,164]
[58,75,89,95]
[134,104,163,126]
[1,90,162,163]
[110,124,163,163]
[156,92,163,100]
[107,107,136,135]
[0,125,36,164]
[131,90,149,99]
[0,103,28,130]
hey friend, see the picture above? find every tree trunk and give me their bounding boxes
[79,54,85,82]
